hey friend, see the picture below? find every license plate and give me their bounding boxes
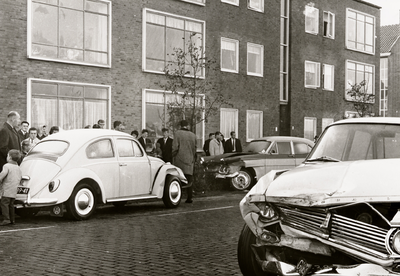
[17,187,30,194]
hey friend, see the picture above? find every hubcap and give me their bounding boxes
[75,188,94,215]
[232,171,251,190]
[169,180,181,204]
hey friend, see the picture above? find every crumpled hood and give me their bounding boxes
[265,159,400,206]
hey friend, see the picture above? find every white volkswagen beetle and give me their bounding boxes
[15,129,188,220]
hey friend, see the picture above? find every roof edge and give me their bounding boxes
[353,0,381,9]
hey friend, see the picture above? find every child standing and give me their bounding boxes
[0,149,22,226]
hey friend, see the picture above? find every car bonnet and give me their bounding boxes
[265,158,400,207]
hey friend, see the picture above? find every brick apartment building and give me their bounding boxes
[0,0,380,148]
[380,24,400,117]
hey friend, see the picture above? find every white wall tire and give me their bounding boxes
[230,170,254,191]
[66,183,96,220]
[162,176,182,208]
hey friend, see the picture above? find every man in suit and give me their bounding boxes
[157,128,173,163]
[23,127,40,150]
[202,133,214,156]
[17,121,29,142]
[138,129,152,152]
[224,131,242,153]
[172,120,197,203]
[0,111,21,172]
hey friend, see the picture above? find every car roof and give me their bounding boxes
[40,129,133,143]
[331,117,400,126]
[251,136,314,143]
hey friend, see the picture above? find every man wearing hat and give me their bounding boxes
[172,120,197,203]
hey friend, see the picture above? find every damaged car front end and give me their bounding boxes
[238,118,400,276]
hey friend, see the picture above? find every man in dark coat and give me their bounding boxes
[17,121,29,142]
[202,133,214,156]
[157,128,173,163]
[138,129,152,152]
[172,120,197,203]
[0,111,21,172]
[224,131,243,153]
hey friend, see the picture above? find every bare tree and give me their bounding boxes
[346,80,375,117]
[157,33,230,134]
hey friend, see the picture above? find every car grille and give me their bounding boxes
[277,205,388,255]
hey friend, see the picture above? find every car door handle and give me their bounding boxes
[119,163,127,166]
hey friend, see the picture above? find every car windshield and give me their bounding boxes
[29,140,69,157]
[246,141,271,153]
[307,123,400,162]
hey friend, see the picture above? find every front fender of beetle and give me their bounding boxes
[41,167,106,205]
[153,164,187,199]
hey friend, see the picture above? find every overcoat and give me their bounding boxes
[0,123,21,171]
[172,128,196,175]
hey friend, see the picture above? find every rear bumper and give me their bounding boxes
[15,194,58,207]
[215,172,239,179]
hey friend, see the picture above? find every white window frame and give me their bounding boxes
[323,11,335,39]
[27,0,112,68]
[221,0,239,6]
[304,117,317,141]
[142,8,206,75]
[221,37,239,73]
[345,60,375,101]
[323,64,334,91]
[346,8,375,54]
[27,78,112,129]
[305,61,320,88]
[305,6,319,35]
[248,0,264,12]
[220,108,238,139]
[322,118,334,132]
[247,43,263,77]
[180,0,206,5]
[142,89,205,150]
[246,110,263,142]
[380,58,388,117]
[280,0,289,103]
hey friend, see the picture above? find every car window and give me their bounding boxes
[86,139,114,159]
[293,142,311,155]
[276,142,291,155]
[247,141,271,153]
[347,131,373,161]
[116,139,134,157]
[377,134,400,159]
[132,141,143,157]
[29,141,69,156]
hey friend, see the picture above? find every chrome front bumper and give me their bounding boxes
[215,172,239,179]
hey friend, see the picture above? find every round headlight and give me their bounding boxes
[392,230,400,254]
[218,165,230,174]
[48,179,60,193]
[259,204,277,220]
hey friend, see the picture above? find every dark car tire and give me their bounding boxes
[230,169,254,191]
[162,176,182,208]
[238,224,273,276]
[66,183,96,220]
[15,207,40,218]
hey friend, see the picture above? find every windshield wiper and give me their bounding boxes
[306,156,340,162]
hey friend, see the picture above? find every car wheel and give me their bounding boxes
[230,169,254,191]
[66,183,96,220]
[238,224,273,276]
[162,176,182,208]
[15,208,40,218]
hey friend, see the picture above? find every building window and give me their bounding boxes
[180,0,205,5]
[323,64,334,91]
[28,0,111,67]
[247,43,263,76]
[143,9,205,75]
[305,61,320,88]
[323,11,335,38]
[28,78,110,130]
[143,89,204,150]
[221,38,239,73]
[246,110,263,142]
[346,60,374,100]
[346,9,375,54]
[280,0,289,102]
[322,118,334,132]
[304,117,317,141]
[305,6,319,34]
[248,0,264,12]
[220,108,238,140]
[221,0,239,6]
[380,58,388,117]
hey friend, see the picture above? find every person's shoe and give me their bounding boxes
[185,199,193,203]
[0,220,11,226]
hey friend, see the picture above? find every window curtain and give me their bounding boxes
[247,111,262,141]
[304,118,316,140]
[59,99,83,130]
[31,98,58,129]
[221,109,237,138]
[84,100,107,127]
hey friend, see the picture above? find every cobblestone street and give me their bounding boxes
[0,191,245,276]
